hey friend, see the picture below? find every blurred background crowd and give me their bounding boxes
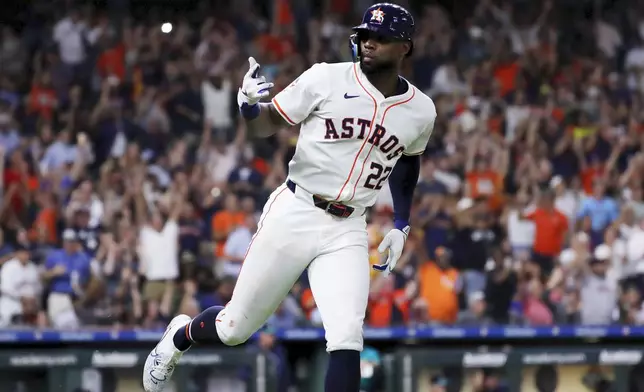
[1,0,644,346]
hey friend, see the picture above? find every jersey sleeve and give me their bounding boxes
[405,115,436,156]
[271,63,327,126]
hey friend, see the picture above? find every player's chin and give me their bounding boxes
[359,58,378,74]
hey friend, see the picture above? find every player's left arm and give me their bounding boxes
[390,115,435,230]
[374,117,434,274]
[388,153,421,229]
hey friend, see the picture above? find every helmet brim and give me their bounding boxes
[352,23,371,32]
[351,23,412,42]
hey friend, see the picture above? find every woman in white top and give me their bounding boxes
[502,189,536,259]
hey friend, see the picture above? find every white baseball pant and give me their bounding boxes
[215,182,370,352]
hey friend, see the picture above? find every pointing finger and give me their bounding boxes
[246,63,260,79]
[246,57,260,78]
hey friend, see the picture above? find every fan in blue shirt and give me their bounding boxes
[42,229,92,297]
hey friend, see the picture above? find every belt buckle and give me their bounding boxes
[326,202,352,218]
[313,194,353,218]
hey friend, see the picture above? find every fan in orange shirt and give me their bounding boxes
[579,155,605,196]
[3,150,37,214]
[464,136,509,212]
[366,275,413,327]
[97,40,126,82]
[520,191,568,277]
[211,193,246,258]
[27,72,57,120]
[417,247,461,324]
[29,192,58,245]
[493,60,519,97]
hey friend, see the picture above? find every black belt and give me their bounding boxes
[286,180,355,218]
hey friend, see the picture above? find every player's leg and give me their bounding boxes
[308,226,370,392]
[143,185,315,392]
[183,186,317,346]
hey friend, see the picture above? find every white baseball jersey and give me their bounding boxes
[272,61,436,208]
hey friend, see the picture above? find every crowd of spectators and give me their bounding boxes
[1,0,644,343]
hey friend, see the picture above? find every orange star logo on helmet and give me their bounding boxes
[370,8,385,24]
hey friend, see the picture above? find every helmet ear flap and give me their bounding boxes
[350,33,360,62]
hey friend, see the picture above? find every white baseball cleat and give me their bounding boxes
[143,314,192,392]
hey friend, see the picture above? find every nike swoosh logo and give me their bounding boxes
[149,321,175,358]
[344,93,359,99]
[149,370,168,383]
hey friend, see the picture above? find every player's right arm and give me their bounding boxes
[241,102,288,138]
[237,57,325,137]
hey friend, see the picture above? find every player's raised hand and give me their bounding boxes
[238,57,274,107]
[373,225,410,274]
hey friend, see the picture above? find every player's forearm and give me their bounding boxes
[389,154,420,229]
[241,102,285,138]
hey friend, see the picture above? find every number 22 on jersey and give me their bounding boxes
[364,162,392,190]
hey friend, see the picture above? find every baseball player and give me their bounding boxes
[143,3,436,392]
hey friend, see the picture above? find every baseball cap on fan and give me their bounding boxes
[62,228,79,242]
[549,175,563,189]
[593,244,611,261]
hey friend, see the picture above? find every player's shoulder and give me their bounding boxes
[406,81,437,119]
[293,62,353,94]
[321,61,355,71]
[303,61,353,77]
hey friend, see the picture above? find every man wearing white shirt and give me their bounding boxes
[219,215,257,278]
[138,197,183,319]
[202,70,233,132]
[0,247,41,326]
[551,176,578,231]
[52,8,102,67]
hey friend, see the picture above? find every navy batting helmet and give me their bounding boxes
[350,3,415,61]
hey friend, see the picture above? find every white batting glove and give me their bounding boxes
[373,225,410,274]
[237,57,274,107]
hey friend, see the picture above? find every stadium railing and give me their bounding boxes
[1,324,640,342]
[0,325,642,392]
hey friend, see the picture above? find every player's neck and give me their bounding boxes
[365,71,401,98]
